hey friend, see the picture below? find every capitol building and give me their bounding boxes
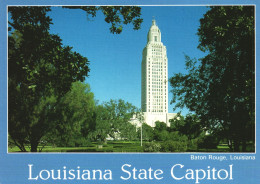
[132,19,176,127]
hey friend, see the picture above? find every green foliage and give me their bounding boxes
[120,123,138,141]
[154,121,167,131]
[169,6,255,152]
[8,6,143,152]
[168,131,187,141]
[170,113,202,140]
[143,142,161,152]
[8,7,91,152]
[187,138,199,151]
[153,121,168,141]
[63,6,143,34]
[168,131,198,151]
[154,130,170,142]
[170,113,185,131]
[197,134,220,149]
[9,141,144,152]
[45,82,96,147]
[160,140,188,152]
[137,123,154,141]
[91,99,138,142]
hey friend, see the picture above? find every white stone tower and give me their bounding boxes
[141,19,173,127]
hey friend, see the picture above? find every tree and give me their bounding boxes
[63,6,142,34]
[170,6,255,152]
[45,82,96,147]
[91,104,114,143]
[8,7,90,152]
[170,113,202,140]
[154,121,167,132]
[120,123,138,141]
[92,99,137,142]
[137,123,154,141]
[153,121,168,141]
[8,6,143,152]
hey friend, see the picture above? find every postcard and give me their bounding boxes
[0,0,259,183]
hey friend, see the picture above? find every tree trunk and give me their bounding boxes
[30,141,39,152]
[19,145,27,152]
[14,140,27,152]
[233,139,240,152]
[228,139,233,152]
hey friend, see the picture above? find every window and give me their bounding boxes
[154,36,157,42]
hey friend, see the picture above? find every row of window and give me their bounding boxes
[150,77,166,81]
[148,109,166,112]
[148,97,167,101]
[152,52,162,55]
[148,85,166,91]
[151,45,163,49]
[151,81,166,84]
[149,65,164,68]
[147,58,167,63]
[152,48,162,52]
[148,105,167,108]
[149,86,166,90]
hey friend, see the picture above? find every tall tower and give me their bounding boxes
[141,19,169,126]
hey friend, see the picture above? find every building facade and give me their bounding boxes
[141,19,176,127]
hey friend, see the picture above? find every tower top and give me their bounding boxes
[152,18,156,25]
[147,19,161,43]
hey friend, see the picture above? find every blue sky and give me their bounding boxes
[48,6,208,114]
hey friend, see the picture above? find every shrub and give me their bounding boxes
[158,130,170,141]
[187,138,199,151]
[169,132,188,141]
[74,138,93,147]
[198,135,220,149]
[160,140,188,152]
[143,142,161,152]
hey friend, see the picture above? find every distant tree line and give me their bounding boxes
[141,115,220,152]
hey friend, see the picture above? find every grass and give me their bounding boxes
[8,141,144,153]
[8,141,254,153]
[194,144,230,152]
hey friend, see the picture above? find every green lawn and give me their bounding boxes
[8,141,144,153]
[9,141,253,153]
